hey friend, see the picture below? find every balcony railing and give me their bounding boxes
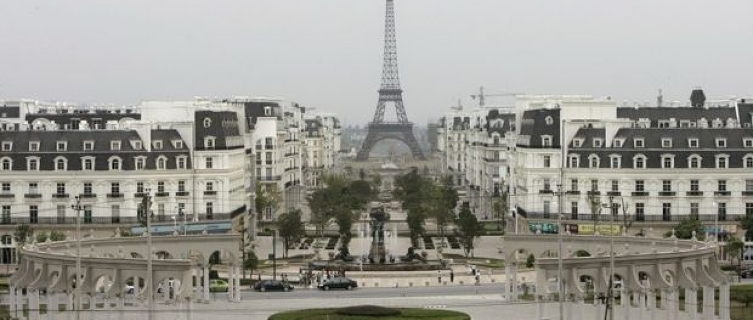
[79,193,97,198]
[204,190,217,196]
[565,190,580,195]
[0,216,139,225]
[107,193,124,198]
[743,191,753,196]
[539,189,553,194]
[686,191,704,196]
[176,191,190,197]
[24,193,42,199]
[259,175,282,182]
[607,191,621,197]
[155,192,170,197]
[52,193,69,199]
[632,191,649,197]
[0,194,14,199]
[714,191,731,196]
[658,191,676,197]
[587,191,600,196]
[134,192,146,198]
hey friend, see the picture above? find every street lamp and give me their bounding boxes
[70,196,82,319]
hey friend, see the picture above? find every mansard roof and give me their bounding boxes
[485,110,515,136]
[569,127,605,148]
[738,102,753,128]
[616,106,736,127]
[610,128,753,150]
[304,119,323,136]
[451,116,470,130]
[518,109,560,148]
[242,101,282,129]
[0,106,20,118]
[194,110,243,151]
[26,110,141,124]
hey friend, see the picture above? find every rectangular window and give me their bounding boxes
[1,142,12,151]
[178,180,186,192]
[1,206,10,224]
[111,182,120,194]
[28,182,39,194]
[206,157,213,169]
[634,139,644,148]
[716,138,727,148]
[636,203,645,221]
[543,156,551,168]
[635,180,644,192]
[206,202,214,220]
[662,138,672,148]
[57,141,66,151]
[718,202,727,221]
[718,180,727,192]
[570,179,578,191]
[747,180,753,192]
[689,139,699,148]
[29,159,38,171]
[663,157,673,169]
[56,183,66,195]
[135,158,145,170]
[83,205,92,223]
[1,182,10,193]
[543,179,551,191]
[111,205,120,223]
[662,180,671,192]
[747,203,753,217]
[690,202,699,219]
[83,141,94,151]
[717,157,728,168]
[690,180,699,192]
[571,202,578,220]
[662,203,672,221]
[154,140,163,150]
[158,181,165,193]
[611,157,620,168]
[29,142,39,151]
[110,141,121,150]
[29,205,38,224]
[177,157,186,169]
[83,158,93,170]
[84,182,93,195]
[745,139,753,148]
[57,205,66,224]
[611,180,619,192]
[206,182,214,191]
[137,182,144,193]
[590,179,598,192]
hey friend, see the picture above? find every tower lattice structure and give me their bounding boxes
[357,0,425,161]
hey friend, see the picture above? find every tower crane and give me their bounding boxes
[470,86,523,107]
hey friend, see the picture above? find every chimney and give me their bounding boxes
[690,88,706,108]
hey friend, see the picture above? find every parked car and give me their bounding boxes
[209,279,229,292]
[741,268,753,278]
[317,276,358,291]
[253,280,294,292]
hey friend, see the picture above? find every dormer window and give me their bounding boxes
[613,139,623,148]
[688,138,699,148]
[568,155,580,168]
[29,142,39,152]
[1,142,12,152]
[0,157,11,171]
[81,157,95,171]
[176,156,188,169]
[132,140,143,150]
[634,138,644,148]
[135,156,146,170]
[541,135,552,147]
[156,156,167,170]
[744,138,753,148]
[688,154,702,168]
[203,117,212,128]
[593,139,603,148]
[54,156,67,171]
[27,157,39,171]
[633,154,647,169]
[573,139,583,148]
[545,116,554,125]
[110,141,121,151]
[588,154,600,168]
[109,157,122,171]
[716,138,727,148]
[661,154,675,169]
[609,155,621,169]
[173,140,183,149]
[153,140,163,150]
[204,136,216,149]
[661,138,672,148]
[716,155,729,169]
[57,141,67,151]
[83,141,94,151]
[264,107,272,116]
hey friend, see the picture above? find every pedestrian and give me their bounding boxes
[475,273,480,286]
[437,270,442,284]
[450,269,454,283]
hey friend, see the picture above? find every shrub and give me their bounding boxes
[334,305,401,317]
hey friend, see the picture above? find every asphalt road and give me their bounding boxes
[241,282,507,300]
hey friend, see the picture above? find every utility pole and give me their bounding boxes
[70,196,82,320]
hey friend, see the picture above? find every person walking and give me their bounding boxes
[450,269,454,283]
[437,270,442,284]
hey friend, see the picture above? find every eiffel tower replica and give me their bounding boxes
[357,0,426,161]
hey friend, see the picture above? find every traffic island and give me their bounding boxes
[268,305,471,320]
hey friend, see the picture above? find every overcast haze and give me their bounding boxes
[1,0,752,125]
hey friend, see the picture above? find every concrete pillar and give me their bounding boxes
[185,298,193,320]
[594,299,602,320]
[134,278,140,298]
[620,287,628,306]
[685,288,697,320]
[29,288,40,320]
[511,263,518,301]
[670,289,680,320]
[702,286,714,320]
[16,287,24,314]
[227,266,235,301]
[49,292,58,314]
[9,287,16,314]
[504,264,511,301]
[719,283,730,320]
[535,295,545,320]
[89,293,96,310]
[234,266,241,302]
[564,295,572,320]
[645,290,654,320]
[203,265,210,302]
[67,291,74,313]
[623,291,631,320]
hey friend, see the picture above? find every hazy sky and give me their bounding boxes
[1,0,752,125]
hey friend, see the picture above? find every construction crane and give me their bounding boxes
[470,86,523,107]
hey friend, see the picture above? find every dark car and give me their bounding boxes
[253,280,294,292]
[318,276,358,291]
[741,268,753,278]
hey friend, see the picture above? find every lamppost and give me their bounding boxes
[604,196,620,320]
[172,216,177,234]
[70,196,82,319]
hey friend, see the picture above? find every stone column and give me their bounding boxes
[504,263,511,301]
[185,297,193,320]
[203,265,210,302]
[719,283,730,320]
[9,287,16,314]
[16,287,24,314]
[227,266,235,301]
[623,290,631,320]
[89,293,96,310]
[234,266,241,302]
[702,286,714,320]
[511,263,518,302]
[647,290,656,320]
[535,295,545,320]
[29,288,40,320]
[48,292,58,316]
[564,295,572,320]
[685,288,697,320]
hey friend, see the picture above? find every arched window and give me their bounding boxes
[27,157,40,171]
[588,154,600,168]
[688,154,702,169]
[81,157,95,171]
[109,157,122,171]
[609,155,621,169]
[156,156,167,170]
[661,154,674,169]
[744,154,753,169]
[0,157,11,171]
[54,156,67,171]
[633,154,647,169]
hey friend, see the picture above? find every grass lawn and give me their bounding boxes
[268,306,470,320]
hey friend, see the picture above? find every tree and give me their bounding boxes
[243,251,259,278]
[255,183,280,221]
[727,237,744,268]
[50,230,66,242]
[665,218,705,241]
[456,205,482,257]
[307,175,363,237]
[348,180,374,208]
[35,232,48,243]
[742,214,753,240]
[394,169,434,247]
[434,176,459,238]
[526,254,536,268]
[278,210,304,258]
[14,224,33,245]
[493,181,509,231]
